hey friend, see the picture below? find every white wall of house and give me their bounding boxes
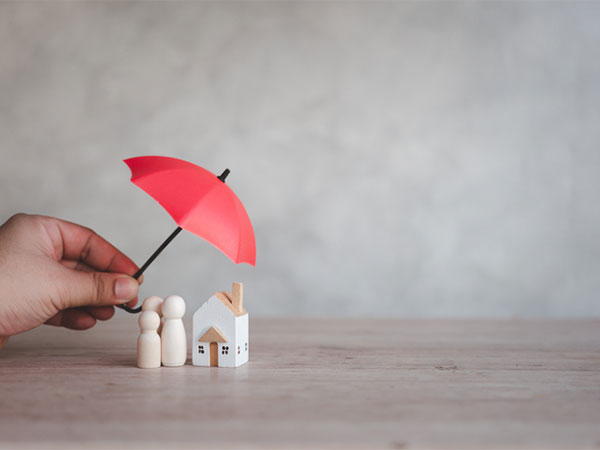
[216,341,236,368]
[194,341,210,366]
[234,314,249,367]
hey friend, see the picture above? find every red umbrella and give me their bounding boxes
[119,156,256,313]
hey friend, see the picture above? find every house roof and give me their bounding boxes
[198,326,228,343]
[216,291,247,317]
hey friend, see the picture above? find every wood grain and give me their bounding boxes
[1,317,599,449]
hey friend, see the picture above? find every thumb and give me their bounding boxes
[61,271,140,308]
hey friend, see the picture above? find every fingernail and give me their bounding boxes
[114,277,138,301]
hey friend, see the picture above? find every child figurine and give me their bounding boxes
[137,311,161,369]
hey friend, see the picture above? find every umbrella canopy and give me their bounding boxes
[125,156,256,266]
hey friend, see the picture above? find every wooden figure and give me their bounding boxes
[142,296,164,334]
[161,295,187,367]
[137,311,161,369]
[192,282,248,368]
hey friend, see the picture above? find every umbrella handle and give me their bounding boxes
[117,226,183,313]
[118,168,231,314]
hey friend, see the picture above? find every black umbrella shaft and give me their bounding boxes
[133,226,182,280]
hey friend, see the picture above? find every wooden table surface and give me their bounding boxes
[0,317,599,449]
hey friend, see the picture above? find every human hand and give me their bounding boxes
[0,214,141,341]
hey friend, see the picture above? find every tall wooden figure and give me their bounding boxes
[137,311,161,369]
[161,295,187,367]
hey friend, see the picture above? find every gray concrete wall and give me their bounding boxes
[1,2,599,317]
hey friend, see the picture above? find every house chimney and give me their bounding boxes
[231,282,243,312]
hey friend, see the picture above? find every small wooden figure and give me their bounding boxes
[161,295,187,367]
[142,296,164,334]
[192,282,248,368]
[137,311,161,369]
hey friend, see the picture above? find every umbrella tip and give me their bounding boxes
[218,168,230,182]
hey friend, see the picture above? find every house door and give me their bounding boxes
[210,342,218,366]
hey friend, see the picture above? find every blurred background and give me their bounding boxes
[1,1,599,318]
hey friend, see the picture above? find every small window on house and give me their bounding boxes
[221,346,229,355]
[237,346,240,354]
[198,345,204,354]
[245,342,248,352]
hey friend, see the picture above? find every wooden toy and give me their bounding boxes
[142,296,164,334]
[137,311,161,369]
[161,295,187,367]
[142,296,163,315]
[192,282,248,368]
[118,156,256,314]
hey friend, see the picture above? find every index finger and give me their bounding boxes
[43,216,140,276]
